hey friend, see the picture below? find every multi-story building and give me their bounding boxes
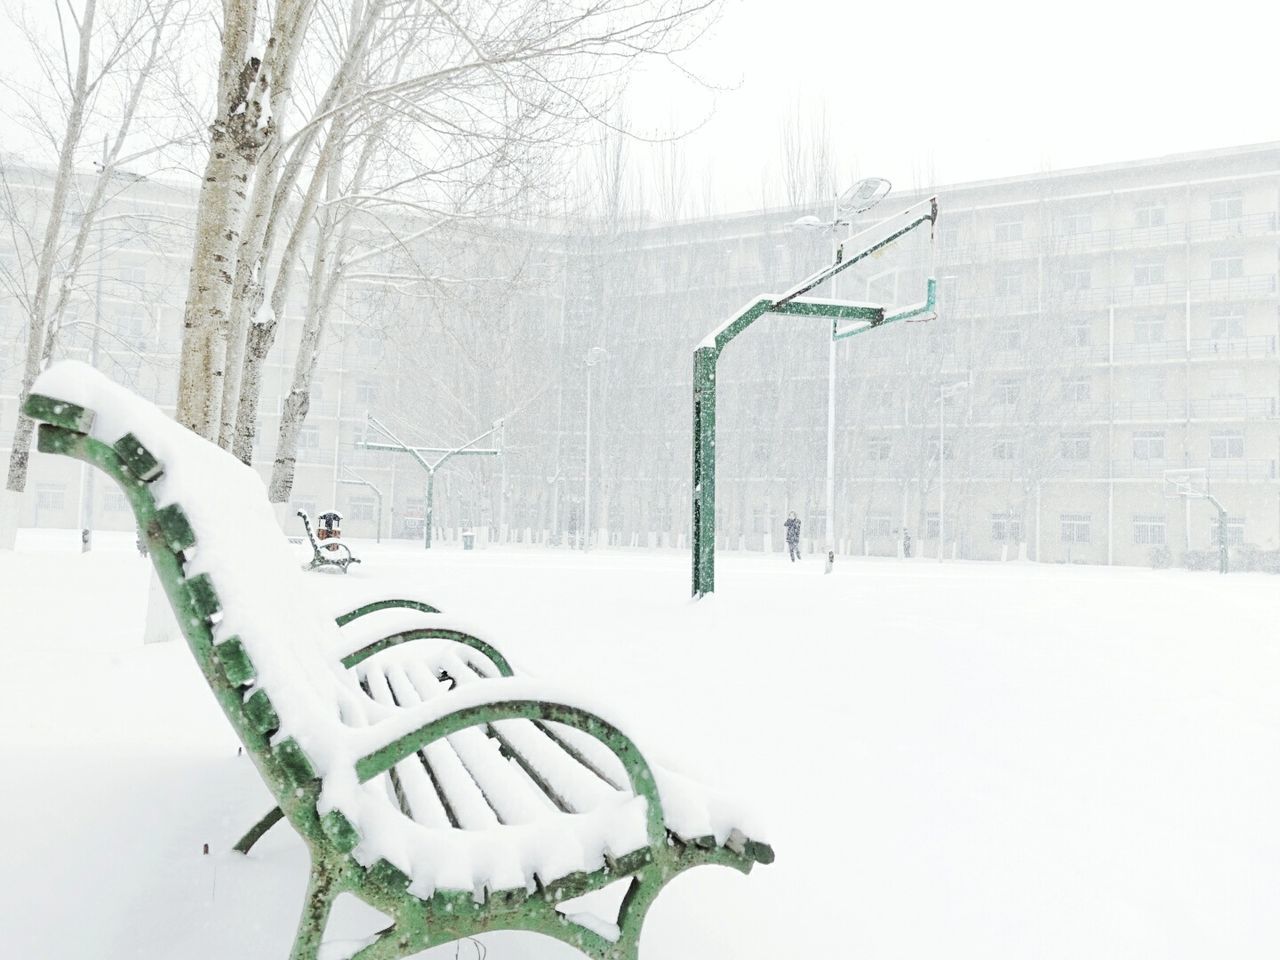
[3,141,1278,567]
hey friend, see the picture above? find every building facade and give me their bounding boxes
[3,142,1278,567]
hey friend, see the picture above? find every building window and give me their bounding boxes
[866,437,892,461]
[992,437,1017,460]
[939,275,960,304]
[36,484,66,511]
[927,438,955,461]
[1061,213,1091,236]
[298,425,321,449]
[1210,517,1246,546]
[993,217,1023,243]
[103,489,130,513]
[864,515,892,538]
[1133,515,1166,546]
[872,382,895,409]
[356,380,377,405]
[356,330,384,357]
[1060,433,1091,460]
[348,497,376,522]
[993,379,1021,405]
[1068,318,1091,346]
[1209,308,1246,342]
[1133,261,1165,286]
[1209,431,1244,459]
[994,320,1021,351]
[991,513,1023,542]
[1210,256,1244,281]
[1210,194,1243,221]
[1134,370,1165,401]
[996,271,1023,297]
[1060,513,1091,543]
[1062,377,1091,402]
[1062,269,1091,291]
[1132,431,1165,460]
[1210,368,1244,399]
[1133,313,1165,343]
[1134,202,1166,228]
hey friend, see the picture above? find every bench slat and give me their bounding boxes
[389,662,552,826]
[362,670,454,828]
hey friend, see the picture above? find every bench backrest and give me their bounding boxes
[28,362,377,825]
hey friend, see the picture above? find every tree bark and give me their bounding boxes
[175,47,273,438]
[226,0,383,456]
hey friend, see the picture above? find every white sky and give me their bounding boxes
[628,0,1280,212]
[2,0,1276,216]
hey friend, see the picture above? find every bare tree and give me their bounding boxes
[175,0,722,449]
[0,0,195,548]
[174,0,317,439]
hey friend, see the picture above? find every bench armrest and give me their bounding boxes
[351,677,665,847]
[334,597,441,627]
[334,610,515,677]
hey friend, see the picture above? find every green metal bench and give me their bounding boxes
[24,361,772,960]
[297,508,361,573]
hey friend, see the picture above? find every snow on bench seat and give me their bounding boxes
[30,360,767,901]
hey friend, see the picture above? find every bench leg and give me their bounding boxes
[233,805,285,854]
[290,860,340,960]
[607,867,670,960]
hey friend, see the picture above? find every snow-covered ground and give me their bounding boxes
[2,531,1278,959]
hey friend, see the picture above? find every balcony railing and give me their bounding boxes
[938,213,1280,264]
[943,274,1279,317]
[1110,396,1277,421]
[1109,458,1278,481]
[1188,336,1278,359]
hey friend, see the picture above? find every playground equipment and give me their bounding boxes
[359,414,500,549]
[1164,467,1231,573]
[691,193,940,595]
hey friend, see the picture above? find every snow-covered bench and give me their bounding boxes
[24,361,773,960]
[297,509,361,573]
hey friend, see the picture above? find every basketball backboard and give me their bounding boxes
[1163,467,1208,499]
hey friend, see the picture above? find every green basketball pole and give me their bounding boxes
[690,196,939,596]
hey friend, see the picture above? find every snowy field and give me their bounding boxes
[2,531,1278,959]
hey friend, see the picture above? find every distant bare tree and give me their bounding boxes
[0,0,196,548]
[176,0,724,449]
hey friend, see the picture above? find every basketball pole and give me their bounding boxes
[691,196,939,596]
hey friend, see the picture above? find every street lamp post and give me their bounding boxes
[583,347,608,552]
[937,378,970,561]
[693,190,938,595]
[791,180,895,557]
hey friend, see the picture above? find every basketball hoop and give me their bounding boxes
[1163,467,1208,500]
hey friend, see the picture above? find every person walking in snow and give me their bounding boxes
[784,511,802,562]
[902,528,912,558]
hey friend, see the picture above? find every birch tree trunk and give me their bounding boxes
[216,2,319,448]
[267,241,338,502]
[226,0,384,456]
[231,141,335,463]
[174,44,272,438]
[176,0,322,439]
